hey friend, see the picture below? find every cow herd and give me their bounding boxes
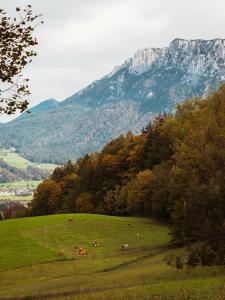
[57,219,141,258]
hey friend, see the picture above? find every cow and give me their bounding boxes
[121,244,128,249]
[58,250,65,256]
[78,247,88,256]
[136,232,141,240]
[68,218,75,223]
[92,240,99,247]
[74,246,79,255]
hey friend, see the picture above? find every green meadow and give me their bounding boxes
[0,214,224,299]
[0,180,41,189]
[0,150,32,169]
[0,195,32,201]
[0,149,58,170]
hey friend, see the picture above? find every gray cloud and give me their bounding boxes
[1,0,225,122]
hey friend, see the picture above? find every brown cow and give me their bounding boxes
[58,250,65,256]
[78,247,88,256]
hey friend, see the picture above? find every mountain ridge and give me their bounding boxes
[0,38,225,163]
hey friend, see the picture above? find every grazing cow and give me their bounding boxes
[121,244,128,249]
[58,250,65,256]
[79,247,88,256]
[68,218,75,223]
[74,246,79,255]
[136,232,141,240]
[92,240,99,247]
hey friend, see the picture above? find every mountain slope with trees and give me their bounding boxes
[1,39,225,163]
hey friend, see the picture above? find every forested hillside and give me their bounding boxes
[31,84,225,265]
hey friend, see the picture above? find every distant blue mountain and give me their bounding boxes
[16,98,59,121]
[29,98,59,113]
[0,38,225,163]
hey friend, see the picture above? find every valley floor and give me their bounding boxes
[0,214,224,300]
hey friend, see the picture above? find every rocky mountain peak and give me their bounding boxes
[112,38,225,78]
[129,47,166,74]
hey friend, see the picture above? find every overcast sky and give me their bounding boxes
[1,0,225,122]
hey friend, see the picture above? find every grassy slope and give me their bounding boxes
[0,149,58,170]
[0,151,32,169]
[0,195,33,201]
[0,214,169,270]
[0,214,224,299]
[0,180,41,188]
[36,162,59,170]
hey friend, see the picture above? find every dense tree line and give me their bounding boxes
[30,85,225,265]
